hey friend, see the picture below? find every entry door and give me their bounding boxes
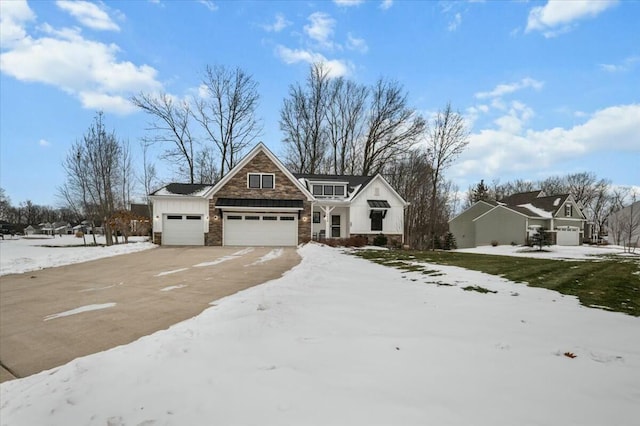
[331,215,341,238]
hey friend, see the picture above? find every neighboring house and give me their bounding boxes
[150,143,408,246]
[53,222,73,235]
[24,225,38,236]
[130,203,152,235]
[449,190,587,248]
[607,201,640,247]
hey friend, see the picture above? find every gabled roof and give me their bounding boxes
[350,173,409,206]
[528,194,571,217]
[205,142,314,200]
[151,183,213,197]
[293,174,374,198]
[500,190,544,206]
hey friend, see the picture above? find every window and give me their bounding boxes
[245,216,260,221]
[280,216,295,221]
[248,173,274,189]
[565,204,572,217]
[186,215,201,220]
[227,215,242,220]
[371,211,383,231]
[313,211,321,223]
[312,183,347,197]
[263,216,277,221]
[167,215,182,220]
[262,174,274,189]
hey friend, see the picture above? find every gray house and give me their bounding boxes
[449,190,587,248]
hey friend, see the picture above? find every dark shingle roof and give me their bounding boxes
[130,203,151,218]
[215,198,304,208]
[529,194,571,214]
[501,190,544,206]
[151,183,211,196]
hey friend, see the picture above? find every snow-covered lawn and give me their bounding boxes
[455,243,632,260]
[1,244,638,425]
[0,235,155,276]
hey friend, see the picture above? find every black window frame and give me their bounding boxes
[313,211,321,223]
[262,174,274,189]
[248,174,261,189]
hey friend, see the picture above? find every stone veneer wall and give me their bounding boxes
[352,233,403,247]
[206,151,311,246]
[153,232,162,245]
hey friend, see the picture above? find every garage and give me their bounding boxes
[162,214,205,246]
[223,213,297,246]
[556,226,580,246]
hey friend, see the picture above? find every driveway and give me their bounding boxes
[0,246,300,383]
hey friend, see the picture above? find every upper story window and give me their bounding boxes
[565,204,572,217]
[312,183,346,198]
[248,173,274,189]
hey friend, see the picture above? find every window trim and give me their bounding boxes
[247,173,275,189]
[313,211,321,223]
[565,204,573,217]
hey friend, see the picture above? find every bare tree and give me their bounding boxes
[59,113,123,246]
[280,63,331,173]
[425,103,469,249]
[131,92,197,183]
[193,65,262,178]
[325,77,367,174]
[360,78,426,175]
[138,139,159,218]
[119,140,135,210]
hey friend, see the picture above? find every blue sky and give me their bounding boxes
[1,0,638,206]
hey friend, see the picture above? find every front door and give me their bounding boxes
[331,215,341,238]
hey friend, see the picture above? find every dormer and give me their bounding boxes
[310,181,349,199]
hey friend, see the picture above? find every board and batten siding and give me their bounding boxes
[349,178,404,236]
[449,202,495,249]
[152,198,209,233]
[474,206,527,246]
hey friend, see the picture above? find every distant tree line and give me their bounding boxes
[0,188,80,229]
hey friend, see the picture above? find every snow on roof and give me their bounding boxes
[152,183,213,197]
[553,197,561,207]
[518,203,553,218]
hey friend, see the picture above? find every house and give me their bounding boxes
[24,225,37,236]
[149,143,408,246]
[606,200,640,247]
[129,203,151,235]
[449,190,586,248]
[53,222,73,235]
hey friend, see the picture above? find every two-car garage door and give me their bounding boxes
[224,213,297,246]
[163,214,204,246]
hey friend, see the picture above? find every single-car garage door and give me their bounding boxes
[556,226,580,246]
[162,214,204,245]
[224,213,297,246]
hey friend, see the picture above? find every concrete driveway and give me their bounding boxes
[0,246,300,383]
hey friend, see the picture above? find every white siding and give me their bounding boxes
[350,177,404,236]
[152,198,209,234]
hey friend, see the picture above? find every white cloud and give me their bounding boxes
[0,0,36,48]
[0,15,162,115]
[380,0,393,10]
[346,33,368,53]
[198,1,218,12]
[475,78,544,100]
[333,0,364,6]
[262,13,291,33]
[526,0,617,37]
[599,55,640,73]
[56,1,120,31]
[275,45,351,77]
[38,139,51,147]
[304,12,336,49]
[456,104,640,178]
[448,13,462,31]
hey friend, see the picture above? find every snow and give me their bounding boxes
[246,248,283,266]
[193,247,254,267]
[154,268,189,277]
[553,197,562,206]
[518,203,552,218]
[43,303,117,322]
[0,235,155,276]
[153,186,212,196]
[160,285,188,292]
[1,244,638,425]
[455,244,631,260]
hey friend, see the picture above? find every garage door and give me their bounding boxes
[556,227,579,246]
[224,213,297,246]
[162,214,204,245]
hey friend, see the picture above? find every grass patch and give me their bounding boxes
[462,285,497,294]
[353,249,640,316]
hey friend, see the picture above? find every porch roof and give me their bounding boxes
[368,200,391,208]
